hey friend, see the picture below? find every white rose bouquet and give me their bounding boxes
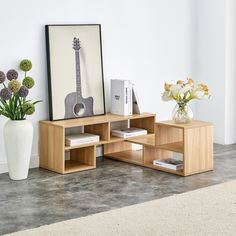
[162,78,210,123]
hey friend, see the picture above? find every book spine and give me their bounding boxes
[66,137,100,146]
[128,81,133,115]
[124,81,129,116]
[110,79,133,116]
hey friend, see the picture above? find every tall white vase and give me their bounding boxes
[4,120,33,180]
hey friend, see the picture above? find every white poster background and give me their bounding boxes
[48,25,105,120]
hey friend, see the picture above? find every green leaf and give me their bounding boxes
[33,100,43,105]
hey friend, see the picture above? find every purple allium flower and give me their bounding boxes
[0,88,12,100]
[8,80,21,93]
[6,69,18,81]
[0,71,6,83]
[18,86,29,98]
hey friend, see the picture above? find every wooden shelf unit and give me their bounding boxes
[39,113,155,174]
[39,114,213,176]
[105,120,213,176]
[152,120,213,176]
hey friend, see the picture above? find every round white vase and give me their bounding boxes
[4,120,33,180]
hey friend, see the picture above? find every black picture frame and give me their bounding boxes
[45,24,106,121]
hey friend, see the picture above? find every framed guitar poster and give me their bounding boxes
[45,24,105,121]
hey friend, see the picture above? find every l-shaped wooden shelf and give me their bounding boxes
[39,113,213,176]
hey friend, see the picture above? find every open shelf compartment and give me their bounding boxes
[104,141,144,165]
[155,124,184,153]
[126,133,155,146]
[64,122,110,150]
[105,150,143,166]
[130,116,155,134]
[64,146,96,174]
[143,146,184,176]
[109,117,155,144]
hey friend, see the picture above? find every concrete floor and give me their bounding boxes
[0,143,236,235]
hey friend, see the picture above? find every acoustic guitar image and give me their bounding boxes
[64,37,94,118]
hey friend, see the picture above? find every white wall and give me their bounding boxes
[0,0,196,172]
[225,0,236,144]
[195,0,226,144]
[196,0,236,144]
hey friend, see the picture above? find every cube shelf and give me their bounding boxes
[39,113,213,176]
[39,113,155,174]
[155,120,214,176]
[105,120,213,176]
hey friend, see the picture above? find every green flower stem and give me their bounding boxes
[177,102,188,112]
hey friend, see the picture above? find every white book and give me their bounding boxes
[111,127,147,138]
[111,79,133,116]
[132,84,142,114]
[65,133,100,146]
[153,158,183,170]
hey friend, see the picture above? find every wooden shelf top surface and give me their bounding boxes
[126,134,155,146]
[145,163,184,176]
[65,134,155,150]
[157,120,213,129]
[64,160,95,174]
[105,150,143,165]
[156,142,183,153]
[40,112,156,128]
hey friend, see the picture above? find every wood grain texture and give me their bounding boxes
[40,114,213,177]
[39,122,64,174]
[84,123,109,141]
[103,141,132,155]
[144,163,184,176]
[70,146,96,166]
[157,120,212,129]
[156,142,183,153]
[40,113,156,174]
[130,116,155,133]
[184,125,213,176]
[143,146,173,164]
[40,113,155,128]
[64,161,95,173]
[105,150,143,165]
[126,134,155,146]
[156,124,183,146]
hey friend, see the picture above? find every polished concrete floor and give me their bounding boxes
[0,144,236,235]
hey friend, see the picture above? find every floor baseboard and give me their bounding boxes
[0,146,103,174]
[0,155,39,174]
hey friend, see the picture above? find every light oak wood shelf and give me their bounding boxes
[40,113,155,174]
[65,140,107,151]
[145,163,184,176]
[39,114,213,176]
[153,120,214,176]
[126,134,155,146]
[64,160,95,174]
[106,150,143,165]
[156,141,183,153]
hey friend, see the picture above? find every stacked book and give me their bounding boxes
[111,127,147,138]
[153,158,183,171]
[111,79,142,116]
[65,133,100,146]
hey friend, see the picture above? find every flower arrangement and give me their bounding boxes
[162,78,210,123]
[0,59,41,120]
